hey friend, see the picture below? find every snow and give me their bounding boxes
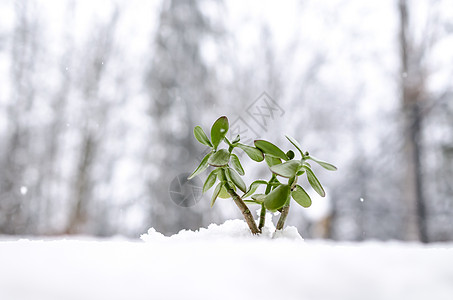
[20,186,28,195]
[141,214,302,241]
[1,220,453,300]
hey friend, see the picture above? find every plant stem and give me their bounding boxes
[227,185,261,234]
[276,176,297,231]
[221,169,260,234]
[276,204,290,230]
[258,175,276,230]
[258,204,266,230]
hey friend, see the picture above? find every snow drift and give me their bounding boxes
[1,219,452,300]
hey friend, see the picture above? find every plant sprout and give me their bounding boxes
[188,116,337,235]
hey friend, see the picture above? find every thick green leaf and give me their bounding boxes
[243,180,268,198]
[208,149,230,167]
[194,126,213,147]
[203,170,217,193]
[254,140,288,160]
[224,168,232,182]
[211,116,229,149]
[227,167,246,193]
[230,154,245,175]
[291,185,312,208]
[270,160,302,178]
[188,152,212,179]
[284,194,291,206]
[218,184,233,199]
[304,166,326,197]
[251,193,266,203]
[285,135,304,157]
[296,170,305,176]
[265,155,281,167]
[236,143,264,162]
[215,168,226,182]
[286,150,295,160]
[264,184,291,211]
[211,182,223,207]
[308,156,338,171]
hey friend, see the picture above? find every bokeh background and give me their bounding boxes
[0,0,452,242]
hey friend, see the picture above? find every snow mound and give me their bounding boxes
[141,214,303,241]
[1,237,453,300]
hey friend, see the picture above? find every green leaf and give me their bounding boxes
[211,116,229,149]
[188,152,212,179]
[265,155,281,167]
[296,170,305,176]
[215,168,226,182]
[284,194,291,206]
[218,184,233,199]
[208,149,230,167]
[285,135,304,157]
[308,156,338,171]
[291,185,312,208]
[227,167,246,193]
[230,154,245,175]
[243,180,268,198]
[254,140,288,160]
[194,126,213,147]
[304,166,326,197]
[203,170,217,193]
[286,150,295,160]
[236,143,264,162]
[270,160,302,178]
[224,168,232,182]
[251,194,266,203]
[264,184,291,211]
[211,182,223,207]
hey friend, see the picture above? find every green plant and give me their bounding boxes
[188,116,337,234]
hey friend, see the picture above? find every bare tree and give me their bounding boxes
[144,0,222,234]
[398,0,443,242]
[0,1,40,234]
[65,8,119,234]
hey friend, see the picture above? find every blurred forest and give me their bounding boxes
[0,0,452,242]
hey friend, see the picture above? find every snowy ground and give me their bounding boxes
[1,219,453,300]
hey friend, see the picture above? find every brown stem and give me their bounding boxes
[276,204,290,231]
[258,204,266,230]
[258,175,276,230]
[223,179,260,235]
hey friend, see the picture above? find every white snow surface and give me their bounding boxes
[141,214,302,241]
[1,219,453,300]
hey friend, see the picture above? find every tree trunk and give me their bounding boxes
[399,0,428,242]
